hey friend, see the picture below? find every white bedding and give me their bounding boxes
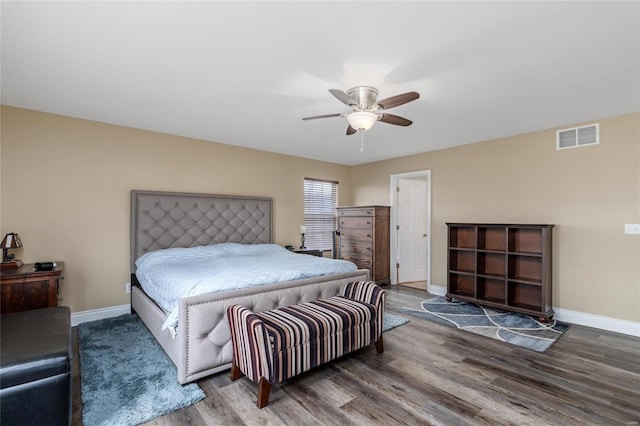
[135,243,357,332]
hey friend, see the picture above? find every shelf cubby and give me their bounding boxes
[450,250,475,273]
[477,277,506,304]
[477,252,506,277]
[477,227,506,251]
[449,273,475,298]
[508,228,543,254]
[508,281,542,312]
[449,226,476,249]
[508,255,543,284]
[447,223,554,320]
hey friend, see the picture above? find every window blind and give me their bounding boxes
[304,178,338,251]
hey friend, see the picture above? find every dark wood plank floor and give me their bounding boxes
[72,285,640,425]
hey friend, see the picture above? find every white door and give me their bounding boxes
[397,177,428,283]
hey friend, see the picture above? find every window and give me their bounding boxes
[304,178,338,251]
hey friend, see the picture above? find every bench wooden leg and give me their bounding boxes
[230,359,241,381]
[375,335,384,353]
[257,377,272,408]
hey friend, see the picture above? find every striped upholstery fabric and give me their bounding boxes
[344,280,386,339]
[257,296,375,383]
[227,281,384,385]
[227,305,274,384]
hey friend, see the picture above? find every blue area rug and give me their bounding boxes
[78,315,205,426]
[383,312,410,332]
[76,311,406,425]
[400,296,568,352]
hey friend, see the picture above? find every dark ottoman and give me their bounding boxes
[1,307,72,426]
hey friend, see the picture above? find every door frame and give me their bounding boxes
[389,170,432,291]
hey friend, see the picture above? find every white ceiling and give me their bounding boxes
[2,1,639,165]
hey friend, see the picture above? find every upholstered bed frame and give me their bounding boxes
[130,190,368,384]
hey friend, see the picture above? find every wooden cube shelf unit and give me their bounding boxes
[446,223,554,321]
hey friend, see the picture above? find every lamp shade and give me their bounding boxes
[1,233,22,249]
[347,111,378,131]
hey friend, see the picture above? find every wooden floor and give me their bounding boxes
[72,286,640,425]
[397,281,427,291]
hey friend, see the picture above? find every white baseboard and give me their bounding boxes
[71,304,131,327]
[553,307,640,337]
[427,284,639,337]
[428,284,446,296]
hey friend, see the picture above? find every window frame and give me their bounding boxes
[303,178,339,252]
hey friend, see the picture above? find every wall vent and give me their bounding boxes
[556,123,599,150]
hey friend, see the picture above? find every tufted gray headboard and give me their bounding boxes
[130,190,272,272]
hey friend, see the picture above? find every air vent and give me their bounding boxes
[556,123,599,150]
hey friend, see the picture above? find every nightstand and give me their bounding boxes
[0,263,64,313]
[293,249,323,257]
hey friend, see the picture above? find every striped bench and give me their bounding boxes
[227,281,385,408]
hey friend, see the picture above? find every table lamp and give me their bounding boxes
[299,225,307,249]
[1,232,23,270]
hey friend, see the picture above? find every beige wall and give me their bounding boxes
[0,106,351,312]
[350,113,640,323]
[2,106,638,323]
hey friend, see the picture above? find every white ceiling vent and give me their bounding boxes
[556,123,599,150]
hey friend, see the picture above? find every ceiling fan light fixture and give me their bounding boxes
[347,111,377,131]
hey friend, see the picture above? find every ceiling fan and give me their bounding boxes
[302,86,420,135]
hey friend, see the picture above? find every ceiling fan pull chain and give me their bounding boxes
[360,130,365,162]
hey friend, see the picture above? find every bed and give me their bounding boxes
[130,190,369,384]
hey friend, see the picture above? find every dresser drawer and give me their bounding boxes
[340,239,373,254]
[338,208,375,217]
[341,253,372,269]
[339,217,374,230]
[339,228,373,242]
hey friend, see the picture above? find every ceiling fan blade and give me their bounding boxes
[377,91,420,110]
[329,89,358,106]
[379,113,413,126]
[346,125,357,135]
[302,113,344,121]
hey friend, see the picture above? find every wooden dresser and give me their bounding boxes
[337,206,390,284]
[0,263,64,313]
